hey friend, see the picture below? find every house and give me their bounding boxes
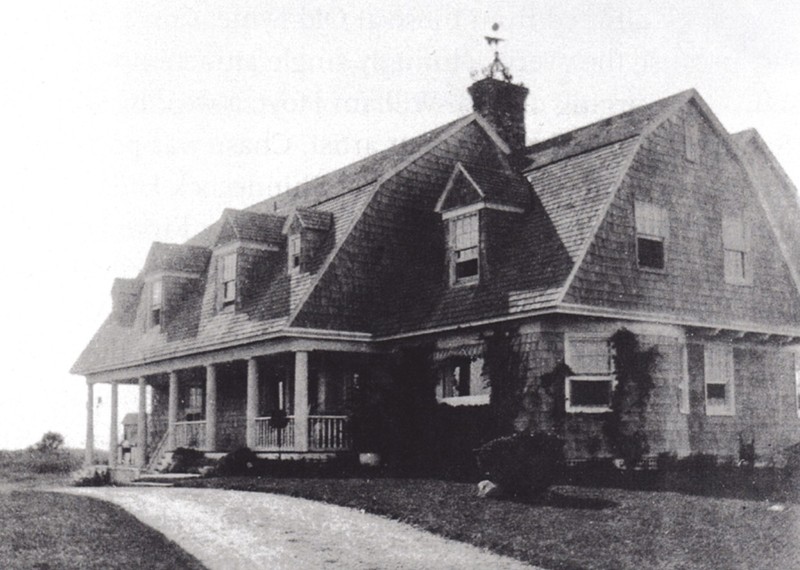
[72,59,800,472]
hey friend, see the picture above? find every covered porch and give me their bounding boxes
[85,345,381,470]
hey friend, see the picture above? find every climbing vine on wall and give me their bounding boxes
[485,327,528,436]
[604,328,659,467]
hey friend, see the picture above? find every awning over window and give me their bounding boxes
[433,342,485,361]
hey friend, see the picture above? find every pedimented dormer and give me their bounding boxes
[211,209,285,312]
[143,243,211,330]
[436,163,531,286]
[282,208,334,275]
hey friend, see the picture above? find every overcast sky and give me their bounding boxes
[1,1,797,450]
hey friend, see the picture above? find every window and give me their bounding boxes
[450,213,479,285]
[436,357,488,405]
[704,344,735,415]
[565,336,615,413]
[722,215,751,285]
[685,121,699,162]
[288,233,302,274]
[150,279,162,328]
[635,201,668,270]
[184,386,204,421]
[221,253,237,306]
[679,344,690,414]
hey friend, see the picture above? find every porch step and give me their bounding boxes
[127,481,176,487]
[134,473,201,485]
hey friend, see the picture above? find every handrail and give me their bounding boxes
[145,430,169,473]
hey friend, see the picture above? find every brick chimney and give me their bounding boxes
[468,77,529,151]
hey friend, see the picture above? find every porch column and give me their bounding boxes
[246,358,259,448]
[205,364,217,451]
[85,380,94,465]
[109,382,118,468]
[294,351,309,452]
[167,371,178,450]
[137,377,147,468]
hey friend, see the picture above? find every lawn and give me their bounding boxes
[181,476,799,570]
[0,490,206,570]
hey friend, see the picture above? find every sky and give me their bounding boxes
[0,1,798,450]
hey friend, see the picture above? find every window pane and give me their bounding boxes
[223,254,236,281]
[151,281,162,305]
[569,339,612,374]
[223,281,236,302]
[455,258,478,279]
[724,250,747,282]
[571,379,612,407]
[706,383,726,403]
[638,237,665,269]
[635,202,668,238]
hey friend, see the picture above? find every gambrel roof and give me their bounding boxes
[72,88,800,376]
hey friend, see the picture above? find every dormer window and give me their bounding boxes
[221,253,237,307]
[450,213,480,285]
[150,279,162,328]
[288,233,302,274]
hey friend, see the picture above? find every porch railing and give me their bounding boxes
[174,420,207,449]
[254,417,296,450]
[309,415,349,451]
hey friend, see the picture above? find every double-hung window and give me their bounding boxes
[704,344,735,415]
[150,279,162,328]
[722,215,751,285]
[450,213,479,285]
[635,201,668,270]
[221,253,237,307]
[565,336,615,413]
[288,234,302,274]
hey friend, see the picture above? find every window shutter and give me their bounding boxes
[215,255,224,311]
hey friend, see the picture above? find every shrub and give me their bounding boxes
[168,447,208,473]
[72,466,111,487]
[475,432,564,499]
[217,447,258,476]
[27,450,81,474]
[32,432,65,453]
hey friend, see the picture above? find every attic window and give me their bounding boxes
[150,280,162,328]
[450,213,479,285]
[221,253,237,306]
[685,121,699,162]
[635,201,668,270]
[722,215,751,285]
[288,234,302,274]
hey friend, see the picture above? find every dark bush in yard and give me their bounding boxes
[217,447,258,476]
[475,431,564,499]
[27,450,81,474]
[169,447,208,473]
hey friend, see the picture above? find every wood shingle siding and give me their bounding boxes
[564,105,800,328]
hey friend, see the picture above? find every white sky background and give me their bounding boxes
[0,1,797,450]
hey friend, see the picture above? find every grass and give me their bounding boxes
[0,491,206,570]
[0,448,98,488]
[181,475,800,570]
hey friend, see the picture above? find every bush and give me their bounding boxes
[72,465,111,487]
[217,447,258,476]
[475,432,564,499]
[27,450,81,474]
[168,447,208,473]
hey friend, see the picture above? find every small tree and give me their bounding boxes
[32,431,65,453]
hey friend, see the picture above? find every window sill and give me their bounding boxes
[566,406,612,414]
[437,394,489,407]
[705,407,735,417]
[637,265,667,274]
[451,278,479,288]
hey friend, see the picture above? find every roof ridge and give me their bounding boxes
[525,134,641,171]
[525,89,694,153]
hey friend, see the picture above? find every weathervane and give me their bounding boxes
[481,23,513,82]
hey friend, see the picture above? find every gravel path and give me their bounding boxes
[62,487,539,570]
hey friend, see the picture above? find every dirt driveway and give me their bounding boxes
[63,487,539,569]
